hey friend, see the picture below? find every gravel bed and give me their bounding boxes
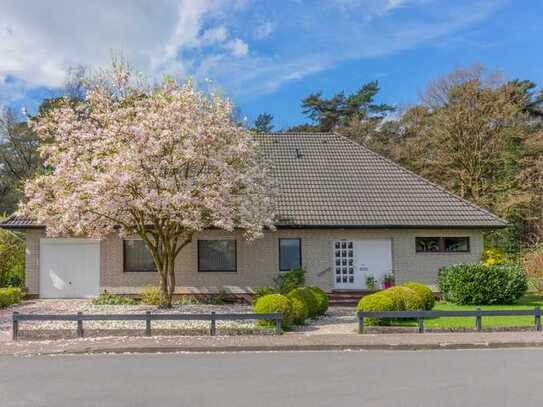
[0,301,361,340]
[0,300,270,340]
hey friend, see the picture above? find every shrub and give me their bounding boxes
[0,287,23,308]
[93,292,137,305]
[308,287,329,315]
[252,287,276,304]
[384,286,423,311]
[482,247,508,266]
[201,289,227,305]
[287,289,309,324]
[272,267,305,294]
[297,287,320,318]
[355,291,396,325]
[0,229,25,288]
[401,282,435,310]
[178,295,201,306]
[438,263,528,305]
[140,286,161,305]
[523,245,543,292]
[253,294,292,329]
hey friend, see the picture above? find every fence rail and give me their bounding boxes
[11,311,283,340]
[357,307,542,334]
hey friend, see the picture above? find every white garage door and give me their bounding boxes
[40,239,100,298]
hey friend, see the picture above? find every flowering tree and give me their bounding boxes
[19,64,276,307]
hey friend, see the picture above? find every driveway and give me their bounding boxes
[1,349,542,407]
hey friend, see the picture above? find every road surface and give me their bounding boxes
[1,349,542,406]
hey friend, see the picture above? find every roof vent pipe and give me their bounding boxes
[295,148,303,159]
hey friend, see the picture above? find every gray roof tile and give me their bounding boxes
[0,133,507,230]
[256,133,507,228]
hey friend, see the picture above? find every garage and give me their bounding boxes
[39,239,100,298]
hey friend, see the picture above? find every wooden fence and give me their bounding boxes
[11,311,283,340]
[357,307,543,334]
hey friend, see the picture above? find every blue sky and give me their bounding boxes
[1,0,542,129]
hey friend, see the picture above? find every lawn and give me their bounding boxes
[395,294,543,330]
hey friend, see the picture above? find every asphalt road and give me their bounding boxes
[1,349,542,406]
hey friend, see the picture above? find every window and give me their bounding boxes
[416,237,470,253]
[124,240,156,272]
[198,240,237,272]
[279,238,302,272]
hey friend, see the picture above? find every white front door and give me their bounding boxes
[333,239,392,290]
[39,239,100,298]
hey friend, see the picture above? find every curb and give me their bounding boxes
[50,341,543,355]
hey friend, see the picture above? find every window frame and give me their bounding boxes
[123,239,157,273]
[278,238,302,272]
[415,236,470,253]
[197,239,237,273]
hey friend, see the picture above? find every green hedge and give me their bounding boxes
[355,286,424,326]
[253,294,292,329]
[297,287,320,318]
[401,282,435,310]
[0,287,23,308]
[309,287,329,315]
[385,287,423,311]
[287,289,309,324]
[438,263,527,305]
[355,291,397,325]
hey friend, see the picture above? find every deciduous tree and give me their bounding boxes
[20,62,276,307]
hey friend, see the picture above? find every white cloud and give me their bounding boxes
[0,0,236,89]
[225,38,249,57]
[0,0,507,106]
[200,26,228,46]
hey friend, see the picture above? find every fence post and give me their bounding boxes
[145,311,151,336]
[417,311,425,334]
[12,312,19,341]
[536,307,542,332]
[275,314,282,335]
[475,308,482,332]
[210,312,216,336]
[77,312,84,338]
[358,313,365,334]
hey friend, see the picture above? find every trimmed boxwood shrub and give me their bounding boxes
[297,287,320,318]
[287,289,309,324]
[253,294,292,329]
[355,286,423,326]
[0,287,23,308]
[438,263,528,305]
[309,287,329,315]
[385,287,423,311]
[355,291,396,325]
[401,282,435,310]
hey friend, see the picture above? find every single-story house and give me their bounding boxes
[0,133,507,299]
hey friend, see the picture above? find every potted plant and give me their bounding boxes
[365,274,377,290]
[383,273,395,289]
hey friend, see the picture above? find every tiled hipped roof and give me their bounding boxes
[256,133,507,229]
[0,133,507,230]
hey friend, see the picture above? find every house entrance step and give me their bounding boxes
[327,290,377,307]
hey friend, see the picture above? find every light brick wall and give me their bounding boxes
[100,228,484,293]
[24,228,484,295]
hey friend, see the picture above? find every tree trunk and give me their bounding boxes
[141,231,191,309]
[157,252,175,308]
